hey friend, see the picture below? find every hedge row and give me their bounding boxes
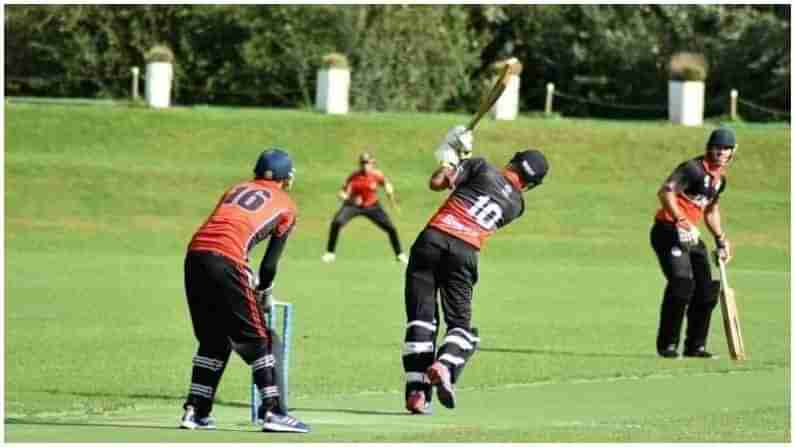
[5,5,790,119]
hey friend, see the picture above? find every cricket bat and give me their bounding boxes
[716,253,746,360]
[466,57,523,131]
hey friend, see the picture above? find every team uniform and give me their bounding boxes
[183,178,296,421]
[181,149,309,433]
[651,156,726,356]
[402,157,525,410]
[326,168,403,257]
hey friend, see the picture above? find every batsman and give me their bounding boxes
[651,128,736,359]
[180,148,309,433]
[401,125,549,414]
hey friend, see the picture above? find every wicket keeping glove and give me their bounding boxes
[256,285,273,313]
[715,235,732,264]
[676,224,700,248]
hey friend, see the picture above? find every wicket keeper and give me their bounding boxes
[180,148,309,433]
[651,128,735,359]
[322,152,408,264]
[402,126,549,414]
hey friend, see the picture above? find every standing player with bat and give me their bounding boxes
[401,118,549,414]
[321,151,408,264]
[651,128,736,359]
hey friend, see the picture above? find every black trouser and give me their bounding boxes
[327,201,402,255]
[650,222,719,353]
[183,250,280,415]
[402,228,480,402]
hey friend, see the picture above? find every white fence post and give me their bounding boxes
[131,67,140,100]
[544,83,555,115]
[730,89,738,120]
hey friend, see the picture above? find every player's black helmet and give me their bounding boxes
[254,148,294,180]
[706,128,736,148]
[509,149,548,191]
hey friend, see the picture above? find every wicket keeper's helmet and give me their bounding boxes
[706,128,736,148]
[509,149,548,191]
[254,148,294,180]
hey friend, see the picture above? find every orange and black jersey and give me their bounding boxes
[427,157,525,250]
[189,179,297,267]
[344,169,386,208]
[655,156,726,225]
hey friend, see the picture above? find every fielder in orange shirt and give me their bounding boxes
[180,148,309,433]
[322,152,408,264]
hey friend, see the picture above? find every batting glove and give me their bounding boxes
[434,145,460,167]
[715,235,732,264]
[256,285,273,312]
[447,125,474,156]
[676,224,700,248]
[434,125,474,166]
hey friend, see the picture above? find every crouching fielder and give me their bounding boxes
[402,126,549,414]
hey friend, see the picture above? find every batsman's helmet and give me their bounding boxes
[509,149,548,190]
[706,128,736,148]
[254,148,294,180]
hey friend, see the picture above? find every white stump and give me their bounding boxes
[315,68,350,114]
[668,80,704,126]
[145,62,173,109]
[492,74,520,121]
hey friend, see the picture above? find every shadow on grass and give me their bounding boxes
[291,407,407,416]
[24,389,250,408]
[4,417,253,433]
[480,347,650,359]
[15,390,405,418]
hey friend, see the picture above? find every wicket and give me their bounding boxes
[250,300,293,423]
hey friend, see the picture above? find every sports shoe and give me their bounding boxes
[262,411,310,433]
[406,390,432,415]
[657,345,680,359]
[179,405,216,430]
[321,252,336,263]
[683,346,718,359]
[397,253,409,265]
[427,362,456,409]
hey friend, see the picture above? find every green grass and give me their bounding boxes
[5,103,790,442]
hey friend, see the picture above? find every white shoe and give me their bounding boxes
[397,253,409,265]
[321,252,336,263]
[262,411,310,433]
[179,405,216,430]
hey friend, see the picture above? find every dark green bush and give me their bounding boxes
[4,4,789,119]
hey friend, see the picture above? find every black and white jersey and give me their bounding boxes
[655,156,727,224]
[427,157,525,249]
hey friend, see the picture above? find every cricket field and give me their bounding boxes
[5,103,790,442]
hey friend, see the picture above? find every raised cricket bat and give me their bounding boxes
[466,57,523,131]
[716,253,746,360]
